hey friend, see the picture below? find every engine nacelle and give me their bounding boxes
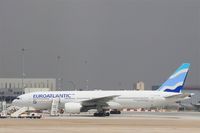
[64,102,82,114]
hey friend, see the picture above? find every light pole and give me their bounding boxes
[84,60,89,90]
[21,48,26,89]
[86,80,88,90]
[66,81,76,90]
[56,56,62,90]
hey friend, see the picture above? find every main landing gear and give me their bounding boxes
[93,111,110,117]
[110,109,121,114]
[110,110,121,114]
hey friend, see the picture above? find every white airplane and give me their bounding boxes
[12,63,191,116]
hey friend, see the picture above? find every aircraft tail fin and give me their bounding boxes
[157,63,190,93]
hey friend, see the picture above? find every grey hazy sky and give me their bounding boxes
[0,0,199,90]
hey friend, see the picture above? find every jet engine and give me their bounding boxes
[64,102,82,113]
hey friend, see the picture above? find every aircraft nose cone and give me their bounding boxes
[12,99,19,106]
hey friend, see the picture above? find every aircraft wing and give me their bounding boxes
[164,93,191,101]
[81,95,119,106]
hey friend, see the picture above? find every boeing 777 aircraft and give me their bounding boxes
[12,63,191,116]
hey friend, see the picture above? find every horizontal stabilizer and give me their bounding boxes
[164,93,191,101]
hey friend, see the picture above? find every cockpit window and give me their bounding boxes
[16,97,21,100]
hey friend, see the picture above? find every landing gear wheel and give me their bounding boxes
[105,112,110,116]
[93,112,110,117]
[110,110,121,114]
[94,113,98,116]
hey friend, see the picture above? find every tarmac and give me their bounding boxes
[1,112,200,133]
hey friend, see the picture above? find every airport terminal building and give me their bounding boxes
[0,78,56,102]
